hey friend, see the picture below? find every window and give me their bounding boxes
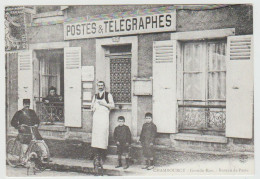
[180,40,226,104]
[35,49,64,124]
[178,40,226,134]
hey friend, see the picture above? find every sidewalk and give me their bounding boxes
[48,157,147,176]
[47,154,254,176]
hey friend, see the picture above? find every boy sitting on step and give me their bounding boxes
[113,116,132,169]
[139,112,157,170]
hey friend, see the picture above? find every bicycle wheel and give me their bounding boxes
[6,138,22,167]
[28,141,50,171]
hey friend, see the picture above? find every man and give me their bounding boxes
[91,81,115,160]
[11,99,48,163]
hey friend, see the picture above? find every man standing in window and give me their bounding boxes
[91,81,115,161]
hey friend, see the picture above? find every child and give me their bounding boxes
[139,112,157,170]
[113,116,132,169]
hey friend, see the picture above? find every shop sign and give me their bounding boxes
[64,11,176,40]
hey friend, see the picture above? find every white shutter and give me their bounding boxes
[18,50,33,109]
[64,47,82,127]
[226,35,253,139]
[153,40,177,133]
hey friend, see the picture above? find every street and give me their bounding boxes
[6,165,92,177]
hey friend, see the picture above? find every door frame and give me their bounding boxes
[96,36,138,137]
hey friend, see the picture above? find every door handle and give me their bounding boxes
[232,86,239,89]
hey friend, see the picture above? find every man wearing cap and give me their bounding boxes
[11,99,48,163]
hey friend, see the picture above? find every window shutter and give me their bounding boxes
[64,47,82,127]
[153,40,177,133]
[226,35,253,139]
[18,50,33,110]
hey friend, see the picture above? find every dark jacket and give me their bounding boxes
[113,125,132,145]
[43,94,62,103]
[140,122,157,145]
[11,109,43,141]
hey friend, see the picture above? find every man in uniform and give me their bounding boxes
[11,99,48,163]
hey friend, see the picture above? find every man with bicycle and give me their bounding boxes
[11,99,48,163]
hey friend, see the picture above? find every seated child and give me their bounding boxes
[113,116,132,169]
[139,112,157,170]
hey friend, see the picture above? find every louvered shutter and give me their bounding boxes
[226,35,253,139]
[64,47,82,127]
[153,40,177,133]
[18,51,33,109]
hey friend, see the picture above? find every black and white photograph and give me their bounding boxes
[3,2,256,177]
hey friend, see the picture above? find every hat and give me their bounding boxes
[23,99,30,104]
[49,86,56,91]
[118,116,125,121]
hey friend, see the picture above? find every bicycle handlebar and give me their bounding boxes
[19,124,38,128]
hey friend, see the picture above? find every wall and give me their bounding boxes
[6,53,18,131]
[6,4,253,140]
[177,4,253,35]
[28,24,64,44]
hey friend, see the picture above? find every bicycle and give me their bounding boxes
[6,125,50,171]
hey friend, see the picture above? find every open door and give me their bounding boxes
[64,47,82,127]
[226,35,254,139]
[153,40,177,133]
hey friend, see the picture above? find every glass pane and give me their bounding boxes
[208,42,226,71]
[184,42,204,72]
[208,72,226,99]
[184,73,203,100]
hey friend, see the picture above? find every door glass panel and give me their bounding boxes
[110,58,131,103]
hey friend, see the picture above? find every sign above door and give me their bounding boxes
[64,11,176,40]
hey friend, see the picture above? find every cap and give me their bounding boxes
[23,99,30,104]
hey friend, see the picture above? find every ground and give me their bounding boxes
[5,152,254,176]
[6,165,92,177]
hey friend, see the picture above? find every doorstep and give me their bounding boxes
[171,133,228,144]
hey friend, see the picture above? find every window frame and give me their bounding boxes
[180,39,227,105]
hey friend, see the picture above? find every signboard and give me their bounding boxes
[64,12,176,40]
[5,6,28,51]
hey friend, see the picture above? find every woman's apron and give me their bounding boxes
[91,96,110,149]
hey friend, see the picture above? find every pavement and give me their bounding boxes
[6,165,91,177]
[6,154,253,177]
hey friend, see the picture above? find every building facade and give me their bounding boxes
[6,4,254,153]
